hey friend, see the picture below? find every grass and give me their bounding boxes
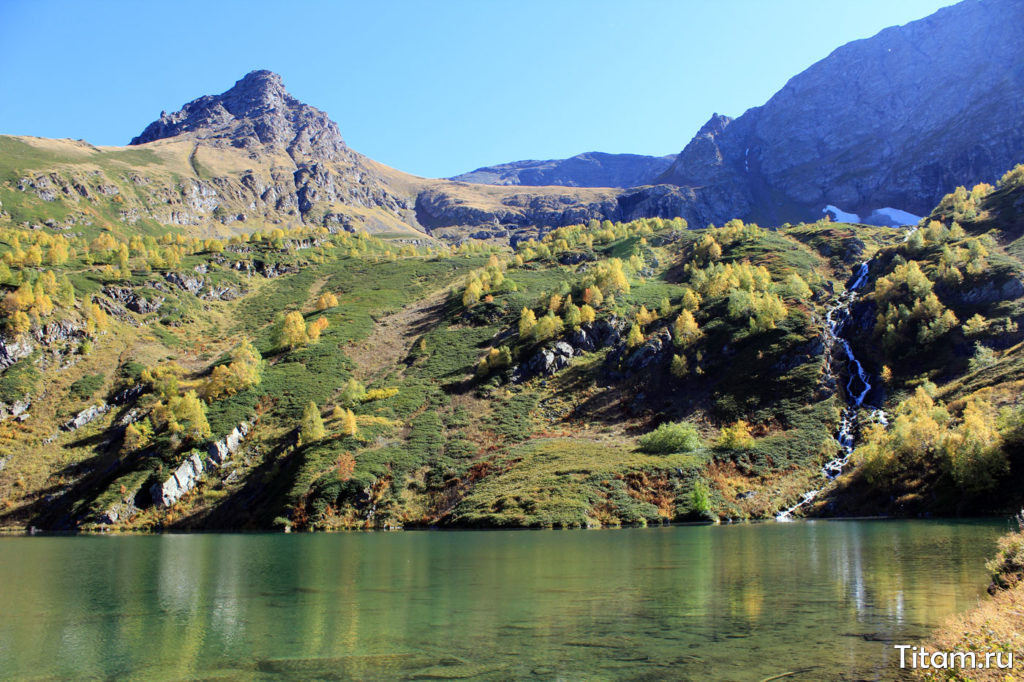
[68,373,104,402]
[0,355,40,404]
[452,438,705,528]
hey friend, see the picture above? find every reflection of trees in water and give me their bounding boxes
[0,523,1001,678]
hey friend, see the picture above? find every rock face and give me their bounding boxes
[451,152,674,188]
[511,317,628,383]
[150,421,250,508]
[658,0,1024,223]
[131,70,347,161]
[0,336,33,371]
[103,286,164,314]
[129,70,410,224]
[62,403,110,431]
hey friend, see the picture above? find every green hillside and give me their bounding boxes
[1,148,1023,532]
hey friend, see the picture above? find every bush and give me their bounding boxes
[988,523,1024,591]
[717,420,754,450]
[639,422,701,454]
[69,373,104,401]
[690,481,712,516]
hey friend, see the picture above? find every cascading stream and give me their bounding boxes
[777,261,883,520]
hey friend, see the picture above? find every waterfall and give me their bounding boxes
[777,261,884,521]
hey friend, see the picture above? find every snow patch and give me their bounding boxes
[823,205,860,223]
[865,207,922,227]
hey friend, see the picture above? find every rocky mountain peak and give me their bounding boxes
[129,70,348,161]
[217,70,292,117]
[694,113,732,139]
[657,113,734,187]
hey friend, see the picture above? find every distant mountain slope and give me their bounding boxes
[659,0,1024,224]
[4,0,1023,242]
[450,152,674,188]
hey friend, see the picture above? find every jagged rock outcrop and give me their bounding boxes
[0,399,31,422]
[103,286,164,314]
[511,317,628,383]
[164,271,204,295]
[452,152,674,188]
[151,451,208,508]
[208,422,251,466]
[659,0,1024,223]
[0,336,33,370]
[608,328,674,379]
[131,70,348,161]
[99,498,140,525]
[150,421,251,508]
[62,403,110,431]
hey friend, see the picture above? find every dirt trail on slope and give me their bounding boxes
[348,289,449,382]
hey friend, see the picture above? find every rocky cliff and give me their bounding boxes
[659,0,1024,224]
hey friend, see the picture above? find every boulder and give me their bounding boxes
[62,403,110,431]
[208,421,250,466]
[164,271,204,295]
[0,336,33,370]
[0,399,31,422]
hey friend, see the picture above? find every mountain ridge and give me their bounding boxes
[450,151,674,188]
[659,0,1024,224]
[4,0,1023,242]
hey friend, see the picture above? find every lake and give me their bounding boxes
[0,520,1005,680]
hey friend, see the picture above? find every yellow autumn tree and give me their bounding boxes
[299,401,326,445]
[316,292,339,310]
[519,307,537,338]
[340,408,357,437]
[277,311,309,349]
[673,310,702,348]
[307,316,329,342]
[626,323,645,348]
[717,420,754,450]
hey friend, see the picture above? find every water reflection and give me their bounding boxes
[0,520,1002,680]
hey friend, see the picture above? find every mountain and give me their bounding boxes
[450,152,674,188]
[7,0,1023,242]
[659,0,1024,224]
[130,70,349,161]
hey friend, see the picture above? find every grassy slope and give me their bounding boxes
[1,133,1022,532]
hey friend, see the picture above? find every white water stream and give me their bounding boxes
[777,261,884,520]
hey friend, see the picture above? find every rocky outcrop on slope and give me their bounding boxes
[511,317,628,383]
[150,421,251,508]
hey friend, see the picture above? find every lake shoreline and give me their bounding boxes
[0,513,1012,537]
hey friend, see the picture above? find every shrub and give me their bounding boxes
[690,481,712,516]
[361,387,399,402]
[639,422,701,454]
[717,420,754,450]
[988,523,1024,591]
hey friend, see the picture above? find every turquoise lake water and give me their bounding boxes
[0,520,1005,680]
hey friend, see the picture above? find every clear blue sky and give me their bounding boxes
[0,0,955,178]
